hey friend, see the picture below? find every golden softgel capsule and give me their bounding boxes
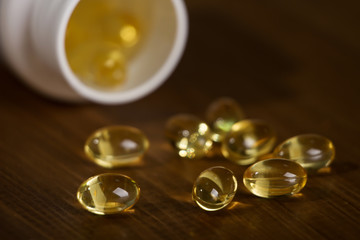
[243,159,307,198]
[192,166,237,211]
[85,126,149,168]
[205,97,245,142]
[221,119,276,165]
[65,0,141,89]
[273,134,335,172]
[77,173,140,215]
[165,114,213,159]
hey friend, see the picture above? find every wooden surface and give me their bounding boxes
[1,0,360,239]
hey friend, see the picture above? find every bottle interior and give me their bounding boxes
[65,0,149,90]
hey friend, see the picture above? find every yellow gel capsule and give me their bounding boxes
[221,119,276,165]
[77,173,140,215]
[65,0,141,89]
[165,114,213,159]
[100,13,140,49]
[67,43,126,89]
[205,97,245,142]
[192,166,237,211]
[84,126,149,168]
[273,134,335,172]
[243,159,307,198]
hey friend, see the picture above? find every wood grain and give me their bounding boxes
[1,0,360,239]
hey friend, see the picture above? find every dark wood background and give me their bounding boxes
[1,0,360,239]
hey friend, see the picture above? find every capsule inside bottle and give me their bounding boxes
[65,0,143,90]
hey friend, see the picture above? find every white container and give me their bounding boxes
[0,0,188,104]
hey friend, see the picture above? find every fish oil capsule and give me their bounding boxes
[243,159,307,198]
[273,134,335,172]
[100,13,140,49]
[84,126,149,168]
[67,43,126,89]
[192,166,237,211]
[221,119,276,165]
[65,0,140,89]
[77,173,140,215]
[165,114,213,159]
[205,97,245,142]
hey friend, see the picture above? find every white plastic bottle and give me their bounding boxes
[0,0,188,104]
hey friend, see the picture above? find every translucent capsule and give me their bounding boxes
[221,119,276,165]
[84,126,149,168]
[65,0,141,89]
[243,159,307,198]
[67,43,127,89]
[273,134,335,172]
[192,166,237,211]
[205,97,245,142]
[77,173,140,215]
[101,13,140,49]
[165,114,213,159]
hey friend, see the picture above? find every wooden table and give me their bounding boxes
[1,0,359,239]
